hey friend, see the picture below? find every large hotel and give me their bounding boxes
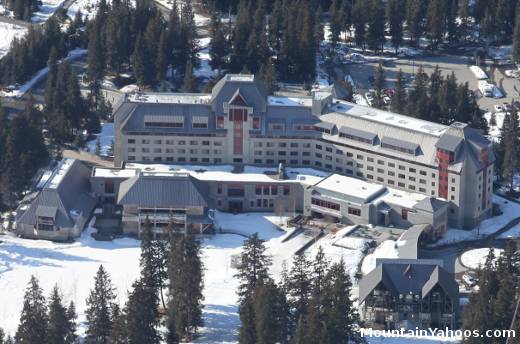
[15,74,494,242]
[113,74,493,230]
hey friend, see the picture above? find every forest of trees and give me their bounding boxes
[0,219,205,343]
[461,242,520,344]
[0,101,47,210]
[235,234,364,344]
[6,0,40,21]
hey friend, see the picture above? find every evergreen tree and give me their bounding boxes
[65,301,78,344]
[513,6,520,63]
[108,305,127,344]
[406,0,426,45]
[426,0,445,51]
[85,265,117,344]
[373,63,385,108]
[387,0,404,53]
[323,259,363,343]
[391,69,406,113]
[123,279,161,344]
[15,276,48,344]
[500,108,520,192]
[235,233,272,300]
[365,0,385,53]
[182,61,197,92]
[167,234,204,340]
[288,253,312,328]
[352,0,366,49]
[47,285,72,344]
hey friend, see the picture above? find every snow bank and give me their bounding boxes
[460,248,503,270]
[0,22,27,58]
[32,0,67,22]
[87,122,114,156]
[470,65,488,80]
[433,195,520,246]
[361,240,400,275]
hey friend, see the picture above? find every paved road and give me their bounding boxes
[347,53,520,113]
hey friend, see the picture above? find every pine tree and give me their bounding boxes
[47,285,71,344]
[373,63,385,108]
[406,0,425,46]
[15,276,48,344]
[85,265,117,344]
[513,6,520,63]
[124,279,161,344]
[182,61,197,92]
[328,0,342,50]
[387,0,404,53]
[391,69,406,113]
[352,0,366,49]
[108,305,127,344]
[288,253,312,328]
[501,108,520,192]
[167,234,204,340]
[426,0,445,51]
[366,0,385,53]
[323,259,363,343]
[65,301,78,344]
[252,280,289,344]
[235,233,272,300]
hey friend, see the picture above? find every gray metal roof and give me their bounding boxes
[413,197,448,213]
[117,174,210,208]
[381,136,420,153]
[314,121,336,131]
[211,74,267,115]
[35,206,58,219]
[435,134,463,152]
[339,126,378,142]
[359,259,458,304]
[17,159,96,229]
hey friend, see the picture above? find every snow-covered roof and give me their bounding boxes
[123,163,328,185]
[127,93,212,104]
[329,101,448,137]
[267,96,312,107]
[46,159,75,189]
[92,168,138,178]
[374,187,429,209]
[315,174,386,201]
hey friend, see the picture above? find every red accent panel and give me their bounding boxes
[437,149,453,199]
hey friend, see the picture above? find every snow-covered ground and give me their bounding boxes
[460,248,503,270]
[1,212,462,343]
[195,37,217,80]
[432,195,520,246]
[361,239,400,274]
[87,122,114,156]
[0,22,27,58]
[32,0,66,22]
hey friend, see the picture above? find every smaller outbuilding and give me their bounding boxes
[359,258,459,331]
[16,159,96,241]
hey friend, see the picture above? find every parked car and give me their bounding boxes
[462,273,477,288]
[365,92,374,106]
[502,103,512,112]
[494,104,505,112]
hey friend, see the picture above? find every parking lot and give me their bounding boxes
[346,54,520,113]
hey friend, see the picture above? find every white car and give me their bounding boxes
[462,274,477,288]
[365,92,374,102]
[494,104,505,112]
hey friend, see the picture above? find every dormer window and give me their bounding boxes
[37,216,54,231]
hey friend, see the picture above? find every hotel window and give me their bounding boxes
[348,207,361,216]
[269,123,284,130]
[254,150,263,155]
[279,151,286,156]
[367,174,374,179]
[398,182,405,187]
[271,186,278,195]
[254,142,262,147]
[142,139,150,144]
[128,147,136,153]
[128,156,136,161]
[190,140,198,145]
[253,117,261,129]
[316,144,322,150]
[217,116,225,128]
[154,140,162,144]
[388,162,395,168]
[388,171,395,176]
[153,148,162,153]
[128,139,135,144]
[290,151,298,156]
[367,157,374,162]
[357,154,363,159]
[377,160,384,165]
[214,158,222,163]
[409,168,416,173]
[303,143,311,148]
[202,141,210,146]
[142,148,150,153]
[377,168,384,173]
[178,140,186,145]
[290,143,299,148]
[279,142,287,147]
[254,159,262,164]
[312,198,340,210]
[290,160,298,164]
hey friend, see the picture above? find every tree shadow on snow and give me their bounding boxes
[194,304,239,343]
